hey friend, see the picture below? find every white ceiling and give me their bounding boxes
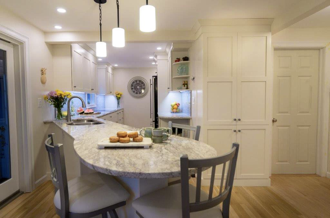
[87,42,167,68]
[291,6,330,28]
[0,0,301,32]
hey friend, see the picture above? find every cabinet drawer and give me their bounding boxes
[117,111,124,120]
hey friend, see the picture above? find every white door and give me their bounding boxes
[0,40,19,202]
[272,50,319,174]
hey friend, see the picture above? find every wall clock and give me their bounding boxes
[127,76,149,98]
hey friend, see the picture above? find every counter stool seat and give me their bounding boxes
[132,184,223,218]
[54,173,130,214]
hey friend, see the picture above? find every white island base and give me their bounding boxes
[81,163,168,218]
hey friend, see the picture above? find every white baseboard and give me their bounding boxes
[34,173,50,188]
[327,172,330,179]
[202,178,271,187]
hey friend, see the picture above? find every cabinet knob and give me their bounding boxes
[74,86,77,88]
[238,118,241,121]
[238,130,241,132]
[233,118,237,121]
[91,89,94,91]
[233,130,237,132]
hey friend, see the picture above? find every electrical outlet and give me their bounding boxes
[38,98,43,108]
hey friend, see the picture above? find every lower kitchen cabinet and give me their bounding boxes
[203,125,271,186]
[99,109,124,124]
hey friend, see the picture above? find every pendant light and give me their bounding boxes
[139,0,156,32]
[95,0,107,57]
[112,0,125,47]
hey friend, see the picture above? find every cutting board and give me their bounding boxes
[98,137,153,149]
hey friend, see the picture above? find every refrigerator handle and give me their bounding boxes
[150,79,152,119]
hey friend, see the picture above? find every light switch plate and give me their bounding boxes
[38,98,43,108]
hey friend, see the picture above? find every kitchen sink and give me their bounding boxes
[66,119,104,126]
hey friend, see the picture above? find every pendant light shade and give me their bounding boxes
[112,0,125,48]
[96,42,107,57]
[96,2,107,57]
[112,28,125,47]
[140,1,156,32]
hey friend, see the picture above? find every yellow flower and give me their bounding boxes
[43,95,48,100]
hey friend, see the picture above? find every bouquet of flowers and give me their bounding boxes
[44,90,72,120]
[115,91,123,108]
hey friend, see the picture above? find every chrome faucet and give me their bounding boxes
[67,96,86,122]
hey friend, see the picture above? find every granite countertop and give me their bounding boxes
[51,118,217,179]
[44,108,123,124]
[158,113,192,119]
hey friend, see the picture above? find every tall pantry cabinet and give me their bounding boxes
[200,31,272,186]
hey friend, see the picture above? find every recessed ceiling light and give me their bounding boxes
[57,8,67,13]
[152,62,156,65]
[149,56,154,59]
[114,64,118,67]
[98,58,102,61]
[54,25,62,29]
[157,47,162,50]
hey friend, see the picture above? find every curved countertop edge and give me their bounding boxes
[51,118,217,179]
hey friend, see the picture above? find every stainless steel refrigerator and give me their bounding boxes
[150,75,158,128]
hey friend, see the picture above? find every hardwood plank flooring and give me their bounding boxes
[0,175,329,218]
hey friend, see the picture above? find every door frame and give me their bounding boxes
[0,25,34,192]
[273,43,328,177]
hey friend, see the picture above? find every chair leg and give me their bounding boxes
[102,212,108,218]
[109,210,119,218]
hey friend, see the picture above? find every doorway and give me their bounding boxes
[0,40,19,202]
[272,50,319,174]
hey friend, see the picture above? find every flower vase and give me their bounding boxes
[56,107,63,120]
[117,100,120,109]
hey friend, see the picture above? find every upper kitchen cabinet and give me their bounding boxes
[98,65,114,95]
[203,32,271,126]
[53,44,98,93]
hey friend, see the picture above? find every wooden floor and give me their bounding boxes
[0,175,330,218]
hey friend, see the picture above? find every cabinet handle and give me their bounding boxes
[238,130,241,132]
[91,89,94,91]
[233,130,237,132]
[74,86,77,88]
[238,118,241,121]
[233,118,237,121]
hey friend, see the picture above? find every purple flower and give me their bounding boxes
[47,91,57,98]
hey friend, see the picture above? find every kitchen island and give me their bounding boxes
[50,117,217,218]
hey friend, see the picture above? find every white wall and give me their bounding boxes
[113,68,156,128]
[0,5,54,187]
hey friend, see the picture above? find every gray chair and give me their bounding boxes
[168,121,201,141]
[168,121,201,185]
[45,133,130,218]
[133,143,239,218]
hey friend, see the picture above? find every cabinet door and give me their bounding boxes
[237,33,272,125]
[203,33,237,125]
[82,56,91,92]
[90,61,98,93]
[203,126,237,182]
[97,68,106,95]
[72,50,84,91]
[235,125,270,179]
[109,72,114,95]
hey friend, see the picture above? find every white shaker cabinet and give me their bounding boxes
[201,31,272,186]
[53,44,98,93]
[98,65,114,95]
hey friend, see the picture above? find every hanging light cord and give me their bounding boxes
[99,3,102,42]
[146,0,148,5]
[116,0,120,28]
